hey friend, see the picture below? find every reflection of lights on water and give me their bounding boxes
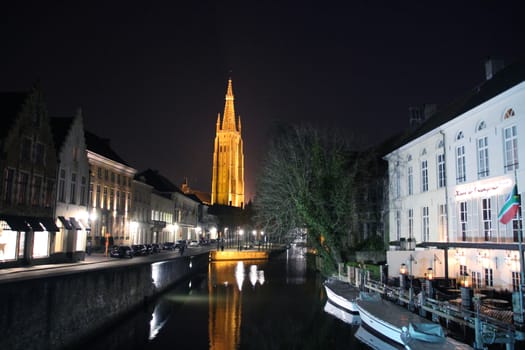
[258,271,265,285]
[235,261,245,291]
[189,261,193,269]
[189,281,192,289]
[149,304,168,340]
[249,265,257,287]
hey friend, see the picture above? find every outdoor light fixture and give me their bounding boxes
[427,267,433,280]
[400,263,407,275]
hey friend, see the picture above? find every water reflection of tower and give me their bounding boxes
[208,261,243,350]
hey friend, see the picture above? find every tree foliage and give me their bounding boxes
[254,123,362,274]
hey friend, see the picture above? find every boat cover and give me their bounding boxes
[408,322,445,343]
[359,291,381,302]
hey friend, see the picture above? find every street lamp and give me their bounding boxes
[426,267,434,299]
[399,263,407,290]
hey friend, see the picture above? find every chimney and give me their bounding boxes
[484,58,504,80]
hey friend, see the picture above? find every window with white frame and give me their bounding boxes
[503,125,519,171]
[460,201,468,241]
[512,206,523,242]
[421,160,428,192]
[472,271,482,289]
[70,172,77,204]
[456,145,466,183]
[437,153,446,188]
[438,204,447,241]
[484,268,493,287]
[408,166,413,195]
[512,271,521,292]
[58,169,66,202]
[422,206,429,242]
[477,136,489,178]
[408,209,413,240]
[482,198,492,241]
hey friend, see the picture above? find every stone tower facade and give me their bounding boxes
[211,79,245,208]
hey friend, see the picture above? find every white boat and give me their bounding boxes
[354,325,403,350]
[323,278,359,314]
[323,300,360,325]
[356,292,472,350]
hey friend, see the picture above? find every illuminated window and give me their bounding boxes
[477,136,489,178]
[503,125,519,171]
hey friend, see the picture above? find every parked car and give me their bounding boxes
[162,242,175,250]
[131,244,147,256]
[110,245,133,258]
[148,243,161,253]
[188,240,200,247]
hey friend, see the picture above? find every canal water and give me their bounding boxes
[77,247,371,350]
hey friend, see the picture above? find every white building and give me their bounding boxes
[385,59,524,292]
[51,111,91,261]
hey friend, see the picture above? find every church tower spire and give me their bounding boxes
[211,78,245,208]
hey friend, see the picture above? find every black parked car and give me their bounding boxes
[146,243,160,253]
[110,245,133,258]
[131,244,147,256]
[162,242,175,250]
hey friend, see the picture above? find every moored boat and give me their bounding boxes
[323,278,359,314]
[356,292,472,350]
[323,300,360,325]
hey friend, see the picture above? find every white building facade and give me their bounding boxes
[385,61,524,292]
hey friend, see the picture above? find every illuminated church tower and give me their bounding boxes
[211,78,245,207]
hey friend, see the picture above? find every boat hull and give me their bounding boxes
[323,279,359,314]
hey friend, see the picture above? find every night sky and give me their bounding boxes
[1,1,524,201]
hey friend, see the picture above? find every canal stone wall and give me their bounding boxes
[0,253,209,350]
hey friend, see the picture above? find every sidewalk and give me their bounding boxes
[0,252,113,277]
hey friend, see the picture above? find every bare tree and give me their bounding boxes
[254,123,363,273]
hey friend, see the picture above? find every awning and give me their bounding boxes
[0,215,30,231]
[58,216,73,230]
[38,217,59,232]
[24,217,45,232]
[69,217,82,230]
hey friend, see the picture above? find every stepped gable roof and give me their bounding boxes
[0,92,29,140]
[135,169,183,195]
[50,117,74,155]
[84,130,129,166]
[394,58,525,150]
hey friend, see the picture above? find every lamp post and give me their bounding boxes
[399,263,407,290]
[426,267,434,299]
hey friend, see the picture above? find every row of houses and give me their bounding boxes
[383,58,524,293]
[0,86,217,268]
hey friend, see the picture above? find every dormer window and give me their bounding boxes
[456,131,464,141]
[477,121,486,131]
[504,108,515,120]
